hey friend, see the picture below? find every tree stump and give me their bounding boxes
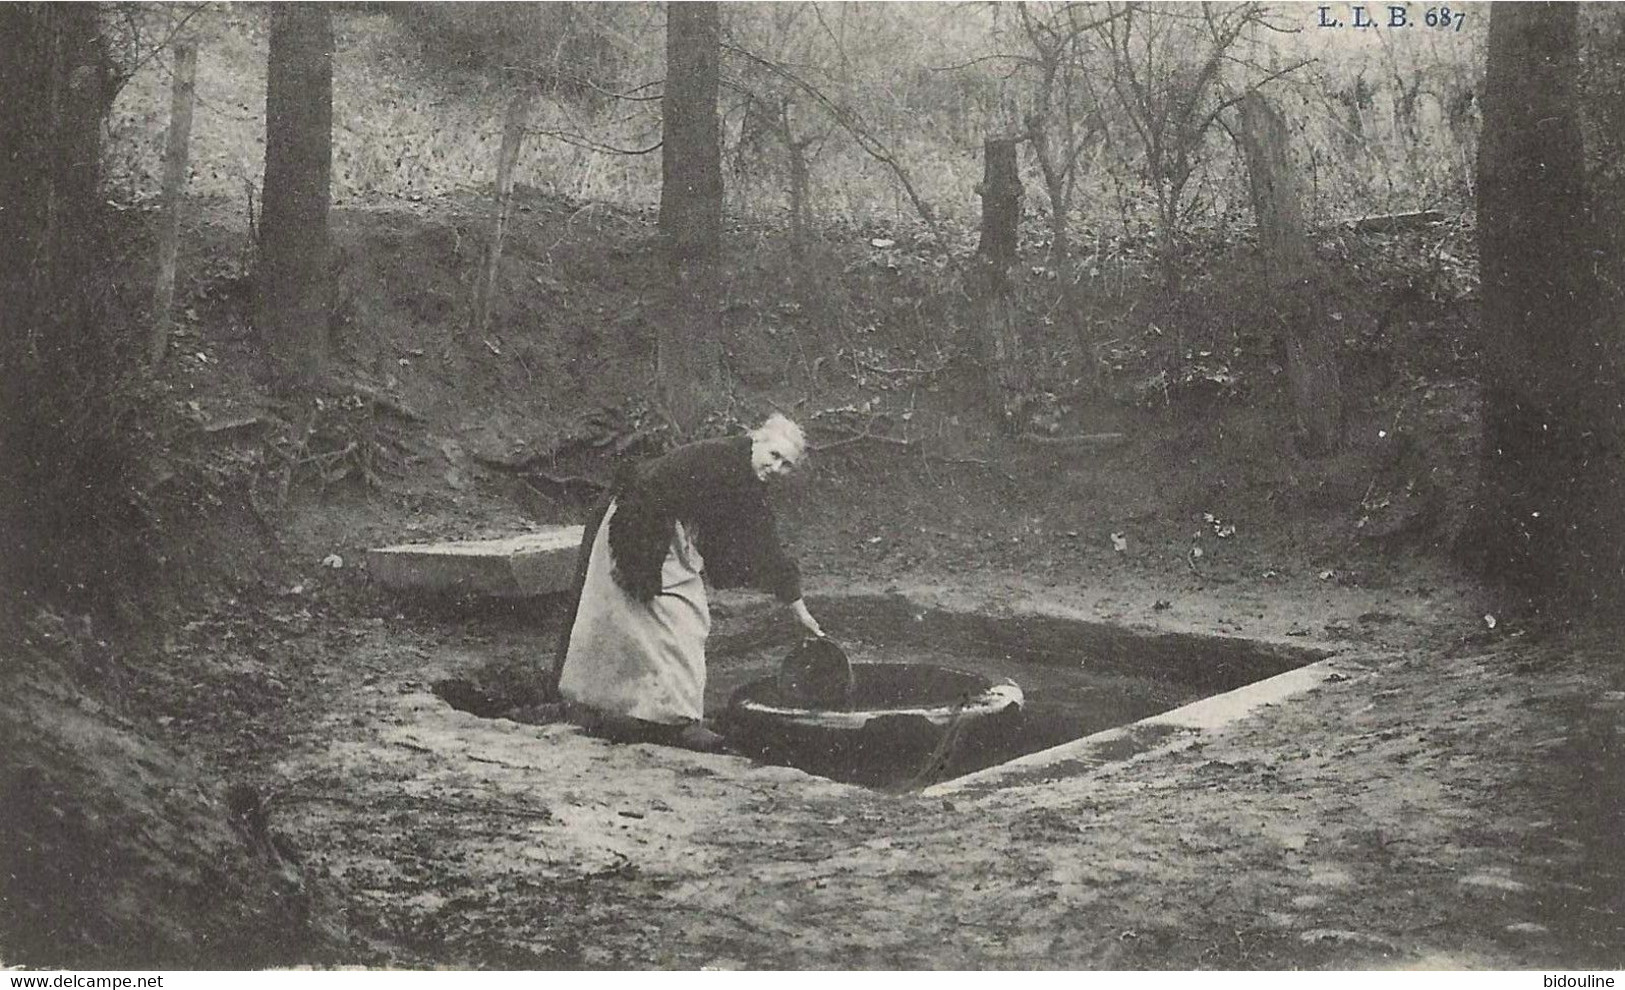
[1237,92,1344,456]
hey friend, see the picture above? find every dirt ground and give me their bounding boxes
[7,197,1625,970]
[195,546,1621,970]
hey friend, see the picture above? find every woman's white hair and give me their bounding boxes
[750,412,806,460]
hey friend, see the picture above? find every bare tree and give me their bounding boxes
[473,81,537,339]
[1012,2,1111,263]
[724,3,824,234]
[1093,2,1305,290]
[722,40,939,228]
[775,99,820,250]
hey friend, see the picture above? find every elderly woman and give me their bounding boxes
[551,414,824,751]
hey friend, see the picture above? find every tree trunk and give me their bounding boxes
[973,136,1028,430]
[473,84,535,338]
[0,4,134,605]
[658,1,725,434]
[257,3,333,394]
[1473,2,1623,607]
[1237,92,1344,456]
[150,39,197,368]
[787,138,810,251]
[1029,121,1071,264]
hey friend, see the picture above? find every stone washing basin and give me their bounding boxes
[724,663,1023,787]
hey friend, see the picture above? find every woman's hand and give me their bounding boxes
[789,598,825,638]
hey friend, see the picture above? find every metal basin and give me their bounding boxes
[724,663,1023,788]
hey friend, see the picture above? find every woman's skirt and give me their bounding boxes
[556,499,711,725]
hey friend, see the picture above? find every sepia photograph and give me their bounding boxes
[1,0,1622,977]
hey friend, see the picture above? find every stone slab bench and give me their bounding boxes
[367,526,584,598]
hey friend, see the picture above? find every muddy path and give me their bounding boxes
[245,567,1625,969]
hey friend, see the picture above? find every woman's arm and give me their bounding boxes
[788,598,824,638]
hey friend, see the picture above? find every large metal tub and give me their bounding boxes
[724,663,1023,788]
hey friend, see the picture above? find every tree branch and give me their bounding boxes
[525,126,661,157]
[1197,57,1316,138]
[928,51,1036,73]
[721,40,939,226]
[504,64,665,104]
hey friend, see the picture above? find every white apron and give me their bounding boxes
[557,500,711,724]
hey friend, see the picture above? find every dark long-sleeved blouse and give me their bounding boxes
[547,435,803,696]
[599,434,803,604]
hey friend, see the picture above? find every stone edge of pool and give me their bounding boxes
[921,653,1368,799]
